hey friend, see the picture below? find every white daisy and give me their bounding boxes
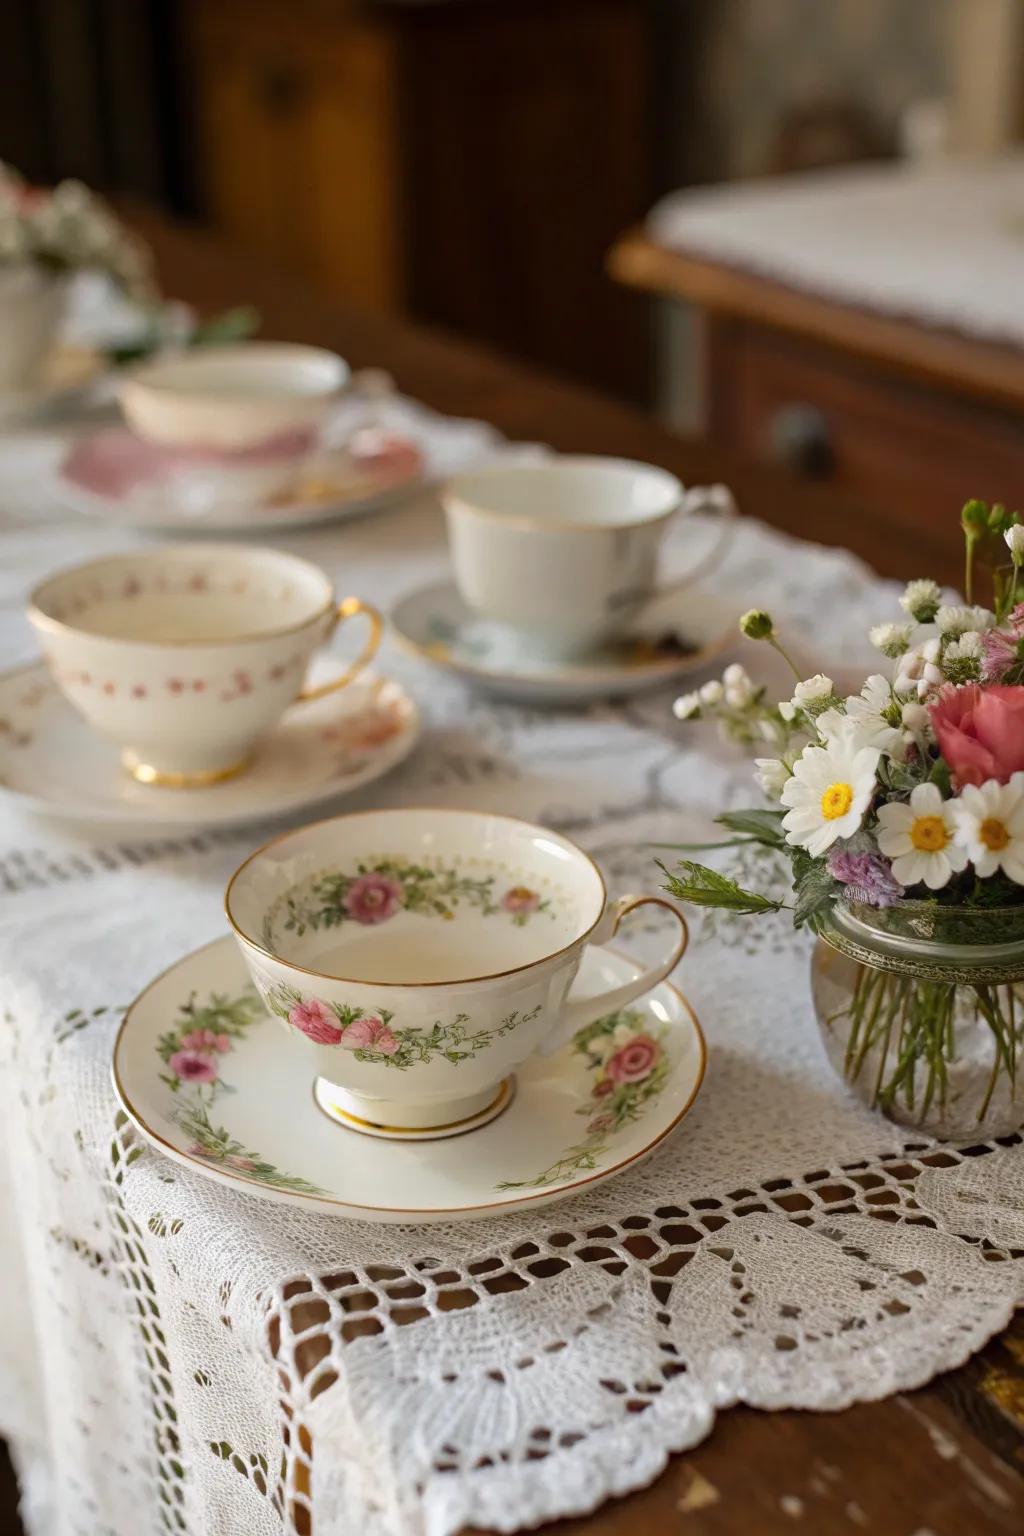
[780,735,880,857]
[869,622,913,659]
[936,604,995,636]
[876,783,968,890]
[899,579,941,623]
[942,631,984,684]
[793,673,833,703]
[951,775,1024,881]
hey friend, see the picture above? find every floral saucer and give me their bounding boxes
[0,662,419,829]
[390,579,734,704]
[113,935,706,1222]
[57,425,425,532]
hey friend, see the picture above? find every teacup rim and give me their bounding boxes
[224,805,609,988]
[122,342,350,400]
[27,542,335,649]
[442,455,683,534]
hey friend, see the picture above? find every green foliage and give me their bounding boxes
[789,851,839,934]
[659,859,787,916]
[714,808,787,847]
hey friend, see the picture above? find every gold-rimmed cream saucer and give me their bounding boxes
[111,935,706,1224]
[0,661,419,830]
[390,579,733,705]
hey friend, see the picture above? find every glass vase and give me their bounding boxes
[811,899,1024,1139]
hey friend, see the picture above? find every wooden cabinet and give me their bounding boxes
[183,0,658,400]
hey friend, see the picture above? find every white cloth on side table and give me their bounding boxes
[0,399,1022,1536]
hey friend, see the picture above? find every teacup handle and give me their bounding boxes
[658,483,737,598]
[541,895,689,1056]
[296,596,384,704]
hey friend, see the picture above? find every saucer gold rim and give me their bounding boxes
[111,935,707,1219]
[122,751,253,789]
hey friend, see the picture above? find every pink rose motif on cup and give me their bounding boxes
[343,872,404,925]
[288,997,343,1045]
[501,886,540,916]
[340,1015,399,1055]
[604,1033,661,1085]
[179,1028,232,1054]
[168,1048,220,1084]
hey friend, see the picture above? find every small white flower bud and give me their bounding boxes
[672,692,701,721]
[698,679,724,705]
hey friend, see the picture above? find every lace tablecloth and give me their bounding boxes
[0,399,1022,1536]
[647,152,1024,347]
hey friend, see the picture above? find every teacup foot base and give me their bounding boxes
[122,751,253,788]
[313,1076,516,1141]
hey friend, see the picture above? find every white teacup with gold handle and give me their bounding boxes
[28,544,382,786]
[225,807,689,1137]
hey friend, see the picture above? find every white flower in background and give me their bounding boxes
[951,776,1024,881]
[869,622,913,659]
[895,636,943,699]
[876,783,968,890]
[778,700,797,722]
[936,604,995,636]
[722,663,747,687]
[673,692,701,720]
[780,735,881,857]
[793,673,833,703]
[754,757,792,798]
[758,717,783,743]
[899,578,942,623]
[1006,525,1024,562]
[901,700,931,733]
[943,630,984,683]
[699,679,724,705]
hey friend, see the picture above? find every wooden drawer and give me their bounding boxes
[707,319,1024,542]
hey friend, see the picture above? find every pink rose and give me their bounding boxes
[604,1034,661,1085]
[929,684,1024,787]
[501,886,540,915]
[180,1028,232,1054]
[343,872,404,925]
[168,1049,219,1084]
[288,997,343,1045]
[340,1015,399,1054]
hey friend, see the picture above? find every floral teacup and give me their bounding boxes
[225,807,689,1136]
[28,545,381,786]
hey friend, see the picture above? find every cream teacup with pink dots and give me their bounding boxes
[28,544,382,786]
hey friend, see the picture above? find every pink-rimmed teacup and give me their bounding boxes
[28,544,381,786]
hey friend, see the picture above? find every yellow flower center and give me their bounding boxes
[820,782,854,820]
[980,817,1010,852]
[910,815,948,853]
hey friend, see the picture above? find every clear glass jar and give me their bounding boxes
[811,899,1024,1139]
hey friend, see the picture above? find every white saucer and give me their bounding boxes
[390,579,733,704]
[113,935,706,1223]
[0,662,419,829]
[57,426,426,532]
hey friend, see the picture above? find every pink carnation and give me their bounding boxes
[343,872,404,925]
[168,1049,219,1084]
[288,997,343,1045]
[340,1015,399,1054]
[604,1034,660,1084]
[981,628,1019,684]
[929,683,1024,788]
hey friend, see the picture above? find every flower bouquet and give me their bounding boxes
[0,162,152,389]
[664,500,1024,1137]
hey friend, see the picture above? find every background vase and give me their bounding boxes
[811,899,1024,1139]
[0,264,66,391]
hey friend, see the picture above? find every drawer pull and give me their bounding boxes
[769,403,834,479]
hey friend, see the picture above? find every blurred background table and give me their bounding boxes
[3,207,1021,1536]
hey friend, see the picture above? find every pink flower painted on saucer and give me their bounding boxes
[168,1048,221,1084]
[340,1014,399,1055]
[604,1033,661,1085]
[501,885,540,915]
[342,871,404,925]
[179,1028,232,1054]
[288,997,343,1045]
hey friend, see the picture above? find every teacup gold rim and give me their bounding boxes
[27,543,335,649]
[223,805,610,989]
[441,455,683,536]
[390,579,734,685]
[111,935,707,1217]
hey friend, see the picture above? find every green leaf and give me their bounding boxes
[790,853,838,933]
[658,859,786,916]
[714,808,787,847]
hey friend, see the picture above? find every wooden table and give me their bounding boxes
[5,211,1021,1536]
[610,229,1024,573]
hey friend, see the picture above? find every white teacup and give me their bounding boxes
[443,456,736,658]
[118,343,350,453]
[225,807,688,1135]
[28,545,382,785]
